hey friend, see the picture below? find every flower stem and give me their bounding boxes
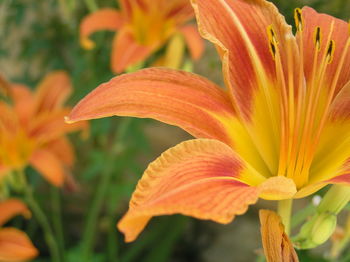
[277,199,293,235]
[24,187,61,262]
[51,187,65,261]
[81,118,131,261]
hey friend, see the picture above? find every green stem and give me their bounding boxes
[81,160,114,261]
[24,187,60,262]
[84,0,98,12]
[51,187,65,261]
[318,185,350,214]
[107,216,119,261]
[277,199,293,235]
[81,118,131,261]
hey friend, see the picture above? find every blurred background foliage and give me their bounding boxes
[0,0,350,261]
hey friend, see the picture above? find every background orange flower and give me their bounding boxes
[0,199,38,262]
[0,72,87,186]
[80,0,204,73]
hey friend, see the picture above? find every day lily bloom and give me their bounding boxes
[260,210,299,262]
[0,72,86,187]
[0,199,38,261]
[67,0,350,242]
[80,0,204,73]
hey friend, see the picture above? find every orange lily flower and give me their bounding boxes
[67,0,350,242]
[0,199,38,261]
[0,72,86,187]
[80,0,204,73]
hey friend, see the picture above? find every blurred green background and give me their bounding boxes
[1,0,349,261]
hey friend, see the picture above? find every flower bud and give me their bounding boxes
[293,212,337,249]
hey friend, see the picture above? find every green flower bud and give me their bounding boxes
[293,212,337,249]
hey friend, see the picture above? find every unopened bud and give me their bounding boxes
[293,212,337,249]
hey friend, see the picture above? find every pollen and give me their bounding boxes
[267,25,278,60]
[326,40,335,64]
[313,27,322,51]
[294,8,303,32]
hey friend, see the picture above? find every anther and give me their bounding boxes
[270,42,276,59]
[267,25,278,60]
[314,27,322,51]
[294,8,303,31]
[326,40,335,64]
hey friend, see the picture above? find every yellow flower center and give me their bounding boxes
[129,4,176,47]
[0,128,35,169]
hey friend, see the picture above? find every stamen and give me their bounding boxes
[307,37,350,169]
[267,25,278,60]
[286,8,306,181]
[326,40,335,63]
[313,27,322,51]
[294,8,303,32]
[294,27,335,187]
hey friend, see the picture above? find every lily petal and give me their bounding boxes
[190,0,295,119]
[67,68,237,146]
[301,7,350,95]
[11,85,35,124]
[111,28,153,73]
[29,109,87,144]
[46,137,75,167]
[34,71,72,113]
[165,0,194,25]
[259,210,299,262]
[329,82,350,120]
[259,176,297,200]
[179,25,204,60]
[295,170,350,199]
[163,34,185,69]
[29,149,65,186]
[80,8,124,50]
[117,139,261,242]
[0,199,30,227]
[0,228,38,262]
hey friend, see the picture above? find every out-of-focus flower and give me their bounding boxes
[259,210,299,262]
[0,72,87,187]
[80,0,204,73]
[0,199,38,261]
[67,0,350,242]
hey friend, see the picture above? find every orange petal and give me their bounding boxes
[259,176,297,200]
[295,169,350,199]
[0,102,18,133]
[66,68,236,145]
[179,25,204,60]
[117,139,260,242]
[29,109,87,144]
[29,149,65,186]
[119,0,132,19]
[34,71,72,113]
[329,81,350,120]
[165,0,194,25]
[191,0,296,119]
[0,199,30,227]
[259,210,299,262]
[80,8,124,50]
[46,137,75,167]
[111,29,152,73]
[300,7,350,96]
[11,84,36,124]
[0,228,38,261]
